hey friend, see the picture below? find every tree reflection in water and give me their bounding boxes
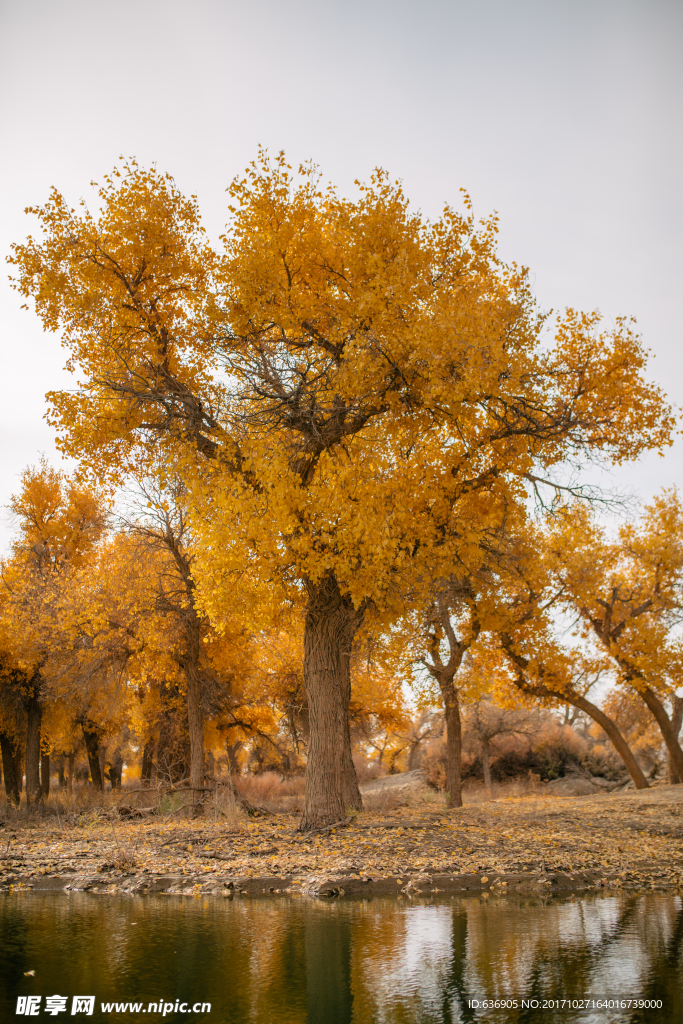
[1,892,680,1023]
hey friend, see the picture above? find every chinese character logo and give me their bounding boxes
[45,995,69,1016]
[71,997,95,1015]
[16,996,41,1016]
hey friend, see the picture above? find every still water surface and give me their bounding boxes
[1,892,681,1024]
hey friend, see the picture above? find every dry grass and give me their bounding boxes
[3,785,683,895]
[463,776,544,804]
[0,780,247,825]
[0,767,581,823]
[235,772,305,813]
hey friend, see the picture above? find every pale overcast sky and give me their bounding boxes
[1,0,681,550]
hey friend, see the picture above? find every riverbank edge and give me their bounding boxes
[3,867,679,897]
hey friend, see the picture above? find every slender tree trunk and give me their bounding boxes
[67,753,74,795]
[0,732,20,807]
[185,662,205,817]
[81,725,103,790]
[57,756,65,790]
[141,739,155,783]
[481,735,492,794]
[15,745,23,793]
[567,692,650,790]
[339,621,363,810]
[408,741,422,771]
[636,685,683,781]
[40,752,50,798]
[109,749,123,790]
[162,537,206,815]
[25,688,42,807]
[301,574,364,830]
[441,681,463,808]
[667,695,683,785]
[502,637,650,790]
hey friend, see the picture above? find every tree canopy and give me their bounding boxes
[8,152,677,825]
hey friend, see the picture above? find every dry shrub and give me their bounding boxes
[420,719,629,792]
[530,724,625,781]
[112,849,138,872]
[201,785,244,823]
[235,772,305,813]
[463,775,543,804]
[0,785,121,821]
[361,790,402,813]
[421,737,446,790]
[403,786,444,809]
[352,755,384,783]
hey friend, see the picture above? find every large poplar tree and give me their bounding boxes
[10,153,673,826]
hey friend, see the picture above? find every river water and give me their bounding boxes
[1,892,680,1023]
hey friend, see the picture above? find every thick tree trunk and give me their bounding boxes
[40,752,50,798]
[108,748,123,790]
[441,681,463,808]
[57,756,65,790]
[339,624,363,810]
[82,725,103,790]
[25,688,42,807]
[301,574,364,830]
[637,685,683,781]
[667,695,683,785]
[15,746,23,793]
[481,735,492,793]
[156,699,190,783]
[0,732,20,807]
[162,536,206,815]
[98,745,107,788]
[141,739,155,783]
[67,753,74,794]
[185,663,205,816]
[408,742,422,771]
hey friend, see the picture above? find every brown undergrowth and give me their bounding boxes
[1,783,682,896]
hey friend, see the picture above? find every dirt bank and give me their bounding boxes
[2,784,682,897]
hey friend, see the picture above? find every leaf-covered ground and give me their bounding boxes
[2,784,682,897]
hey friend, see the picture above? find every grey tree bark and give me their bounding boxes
[422,587,480,810]
[300,574,364,830]
[40,752,50,797]
[141,739,155,783]
[481,734,492,792]
[67,752,74,794]
[184,657,206,817]
[441,680,463,808]
[81,724,104,790]
[635,684,683,782]
[502,637,650,790]
[0,732,20,807]
[666,695,683,785]
[25,686,43,807]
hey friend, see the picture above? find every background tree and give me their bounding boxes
[0,462,107,803]
[414,581,482,807]
[471,521,653,790]
[0,653,26,806]
[117,478,215,812]
[548,493,683,781]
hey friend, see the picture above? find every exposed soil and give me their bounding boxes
[2,784,682,898]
